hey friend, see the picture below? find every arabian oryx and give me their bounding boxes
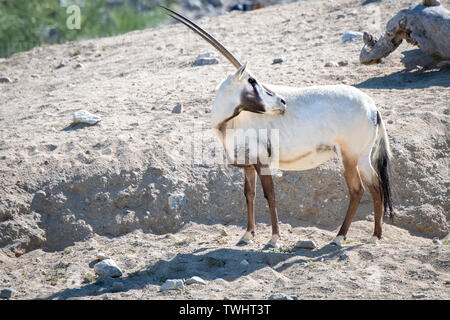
[161,7,393,248]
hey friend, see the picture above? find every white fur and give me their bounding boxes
[212,69,379,173]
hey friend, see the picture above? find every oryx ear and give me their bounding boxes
[233,62,248,81]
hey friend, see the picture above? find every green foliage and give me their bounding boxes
[0,0,172,57]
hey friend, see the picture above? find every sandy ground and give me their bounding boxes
[0,0,449,300]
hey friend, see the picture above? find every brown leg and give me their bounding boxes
[335,154,365,242]
[365,180,383,239]
[243,166,256,235]
[255,165,280,246]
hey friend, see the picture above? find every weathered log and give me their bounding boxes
[360,0,450,66]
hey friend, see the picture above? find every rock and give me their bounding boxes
[240,259,249,266]
[56,59,69,69]
[342,31,363,42]
[0,77,12,83]
[161,279,185,291]
[31,74,40,79]
[338,60,349,66]
[185,276,207,285]
[172,103,183,114]
[412,292,426,299]
[268,293,298,300]
[349,276,357,281]
[337,14,346,19]
[93,258,123,278]
[96,252,110,261]
[74,63,84,69]
[272,57,284,64]
[112,281,124,292]
[432,237,442,245]
[72,110,101,125]
[295,239,317,249]
[0,288,13,299]
[192,53,219,67]
[324,61,339,67]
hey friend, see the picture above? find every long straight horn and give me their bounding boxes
[160,6,242,69]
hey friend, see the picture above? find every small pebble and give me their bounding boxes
[96,253,110,261]
[172,103,183,114]
[0,288,14,299]
[325,61,339,67]
[161,279,185,291]
[240,259,249,266]
[412,292,426,299]
[0,77,11,83]
[272,57,284,64]
[72,110,101,125]
[185,276,207,285]
[93,258,123,278]
[341,31,363,42]
[56,59,69,68]
[432,237,442,245]
[295,239,317,249]
[268,293,298,300]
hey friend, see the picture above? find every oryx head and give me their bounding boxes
[161,6,287,126]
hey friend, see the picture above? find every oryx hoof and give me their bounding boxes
[268,234,280,249]
[368,235,380,246]
[331,235,345,247]
[239,231,254,245]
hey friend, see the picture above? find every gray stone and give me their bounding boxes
[432,237,442,245]
[0,77,12,83]
[161,279,185,291]
[57,59,69,68]
[268,292,298,300]
[72,110,101,125]
[0,288,13,299]
[342,31,363,42]
[96,252,110,261]
[93,258,123,278]
[295,239,317,249]
[325,61,339,67]
[172,103,183,114]
[412,292,426,299]
[185,276,207,285]
[192,53,219,67]
[240,259,249,266]
[272,57,284,64]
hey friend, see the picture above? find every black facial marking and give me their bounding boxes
[238,88,265,114]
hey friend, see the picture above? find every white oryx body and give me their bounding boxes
[162,6,394,248]
[213,83,379,173]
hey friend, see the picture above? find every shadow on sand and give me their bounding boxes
[355,50,450,90]
[40,242,363,300]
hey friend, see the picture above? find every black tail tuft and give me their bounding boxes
[373,112,394,221]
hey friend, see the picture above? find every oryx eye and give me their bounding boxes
[248,78,256,85]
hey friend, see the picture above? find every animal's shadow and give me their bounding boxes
[40,243,362,300]
[355,50,450,89]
